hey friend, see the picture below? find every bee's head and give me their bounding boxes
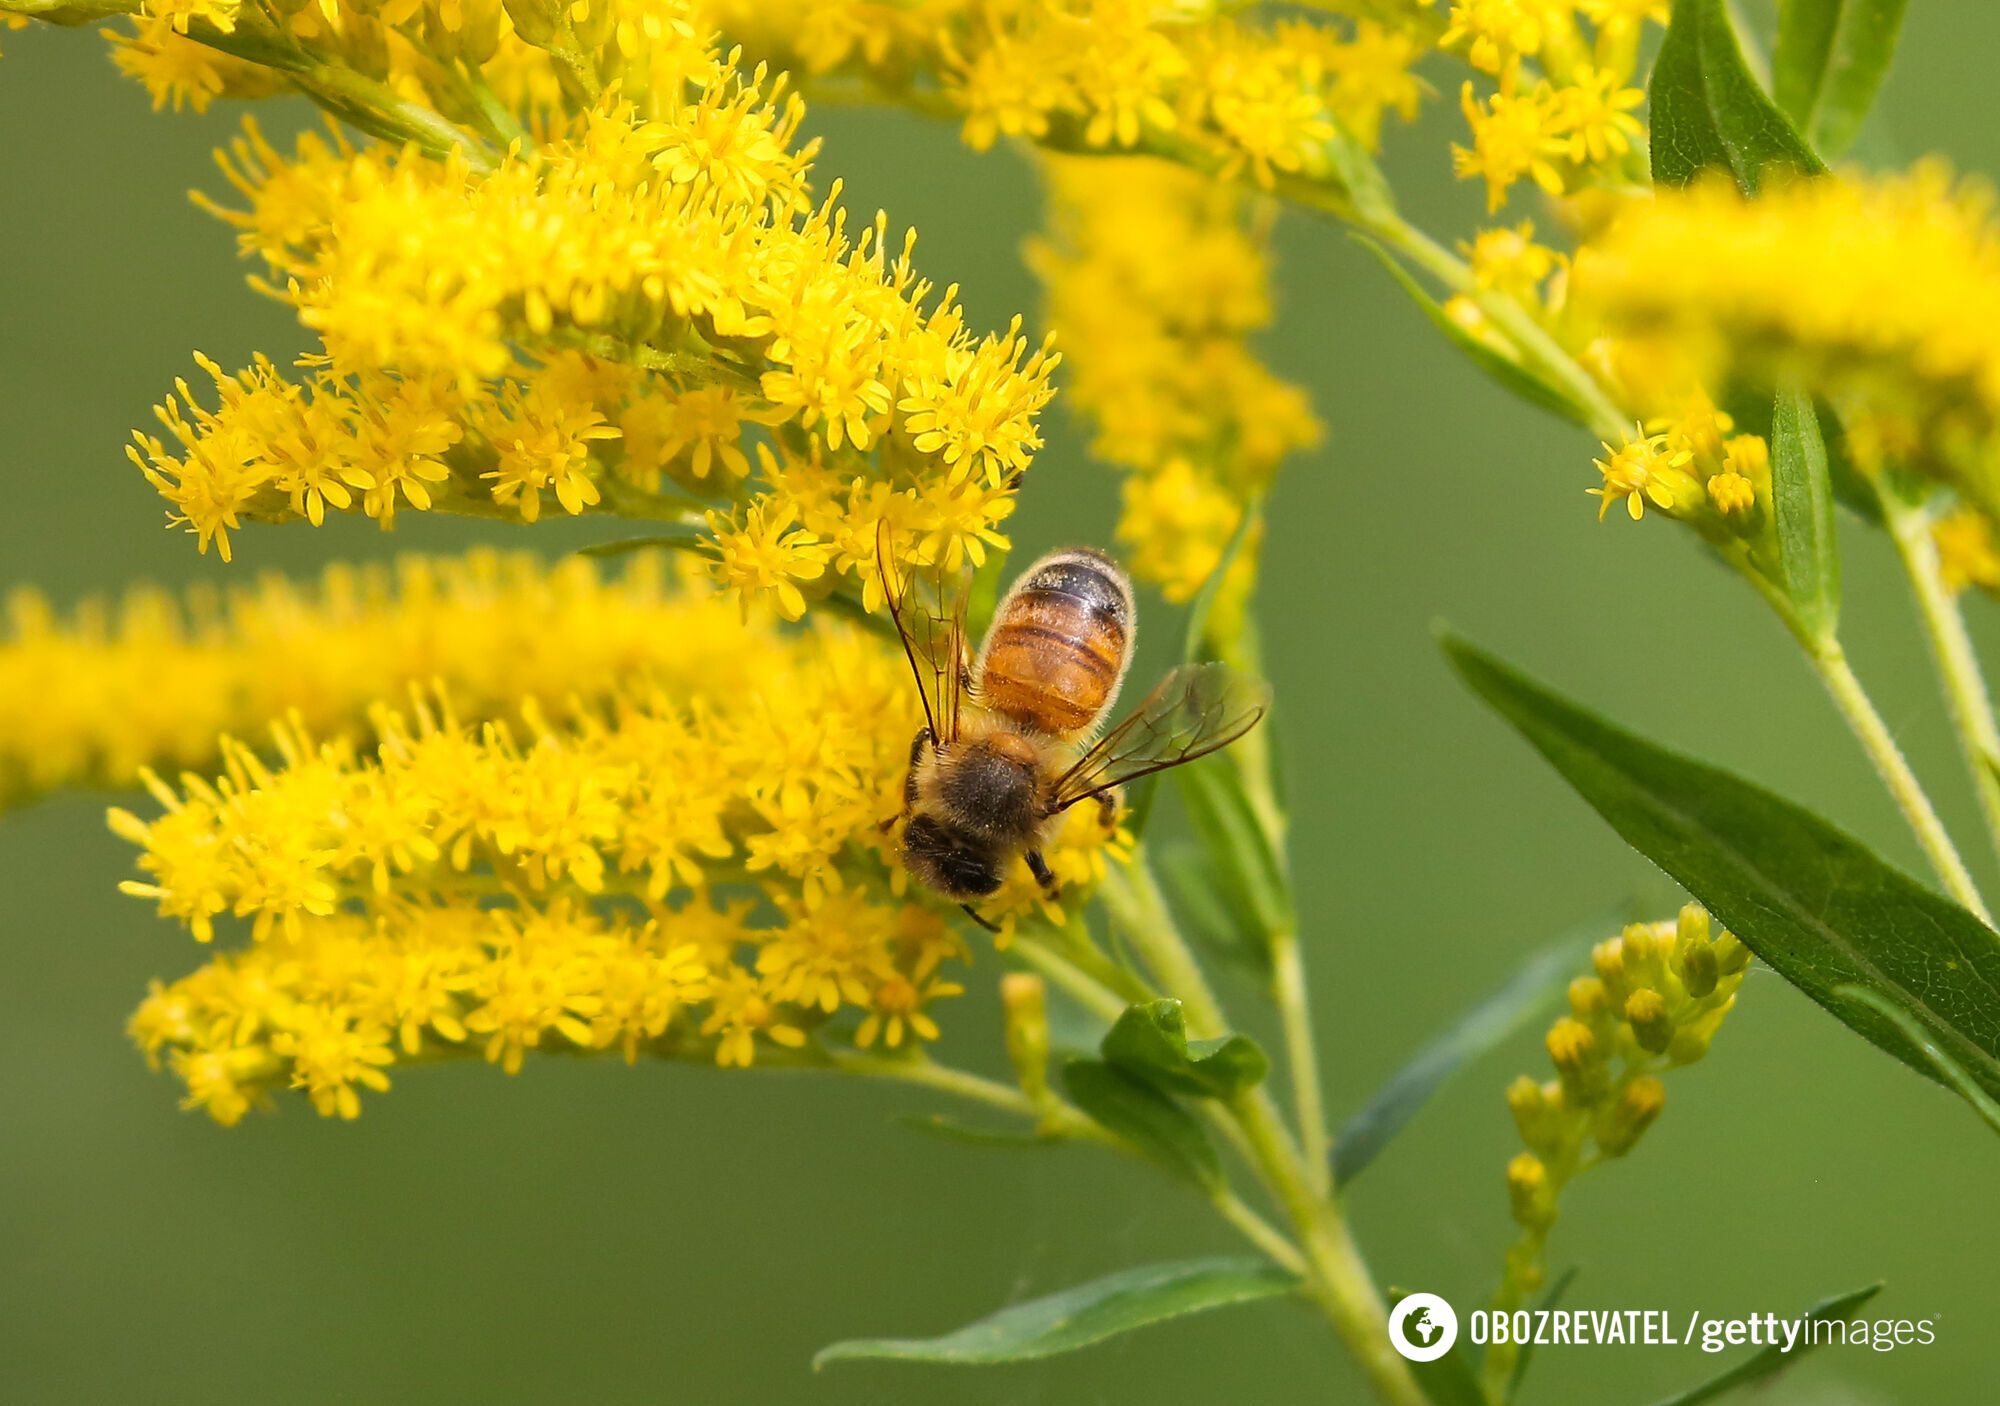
[902,814,1003,899]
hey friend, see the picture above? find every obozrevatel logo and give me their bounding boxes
[1388,1292,1460,1362]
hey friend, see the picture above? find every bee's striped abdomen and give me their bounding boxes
[976,548,1134,739]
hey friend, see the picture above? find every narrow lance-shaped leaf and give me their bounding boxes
[1332,919,1613,1187]
[1651,0,1826,192]
[815,1257,1298,1368]
[1645,1283,1883,1406]
[1439,631,2000,1122]
[1770,386,1840,644]
[1774,0,1910,157]
[1102,999,1269,1101]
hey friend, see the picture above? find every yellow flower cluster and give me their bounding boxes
[1447,0,1656,212]
[1587,395,1772,535]
[703,0,1427,181]
[1575,166,2000,524]
[117,595,1124,1121]
[1491,907,1749,1333]
[1029,157,1319,601]
[124,46,1052,614]
[0,549,730,812]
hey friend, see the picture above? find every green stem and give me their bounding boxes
[1103,852,1426,1406]
[1365,213,1626,438]
[831,1048,1304,1273]
[1884,496,2000,875]
[1269,924,1331,1197]
[1809,639,1991,920]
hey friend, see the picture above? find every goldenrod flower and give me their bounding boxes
[130,65,1054,596]
[112,590,1123,1119]
[0,550,744,813]
[1934,508,2000,594]
[706,0,1428,178]
[1030,156,1318,599]
[1574,165,2000,515]
[1486,907,1750,1344]
[1588,426,1696,521]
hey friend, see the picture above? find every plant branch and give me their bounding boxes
[1884,494,2000,874]
[1810,638,1990,920]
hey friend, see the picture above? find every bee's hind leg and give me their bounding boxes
[1023,848,1060,900]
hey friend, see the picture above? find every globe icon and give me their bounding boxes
[1407,1308,1438,1345]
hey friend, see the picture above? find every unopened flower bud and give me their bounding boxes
[1567,975,1609,1021]
[1546,1016,1607,1103]
[1507,1151,1557,1229]
[1679,939,1719,998]
[1624,987,1673,1054]
[1675,902,1710,953]
[1714,930,1752,975]
[1595,1076,1666,1155]
[1507,1074,1566,1156]
[1000,973,1049,1105]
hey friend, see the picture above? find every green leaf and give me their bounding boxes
[1354,237,1589,425]
[1061,1058,1221,1189]
[1644,1283,1883,1405]
[1332,919,1610,1187]
[1102,999,1269,1100]
[892,1113,1060,1148]
[1770,386,1841,643]
[1651,0,1826,192]
[1439,630,2000,1118]
[1774,0,1909,157]
[577,525,709,558]
[1835,985,2000,1136]
[814,1257,1298,1368]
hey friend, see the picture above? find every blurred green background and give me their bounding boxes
[4,7,1999,1403]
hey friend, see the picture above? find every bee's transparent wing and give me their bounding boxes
[876,523,974,743]
[1047,661,1271,813]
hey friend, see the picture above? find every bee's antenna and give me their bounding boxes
[959,904,1002,934]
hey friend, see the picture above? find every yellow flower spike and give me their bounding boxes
[1032,155,1317,602]
[1490,908,1750,1352]
[110,566,1128,1118]
[1574,165,2000,518]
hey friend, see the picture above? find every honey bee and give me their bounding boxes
[879,528,1270,928]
